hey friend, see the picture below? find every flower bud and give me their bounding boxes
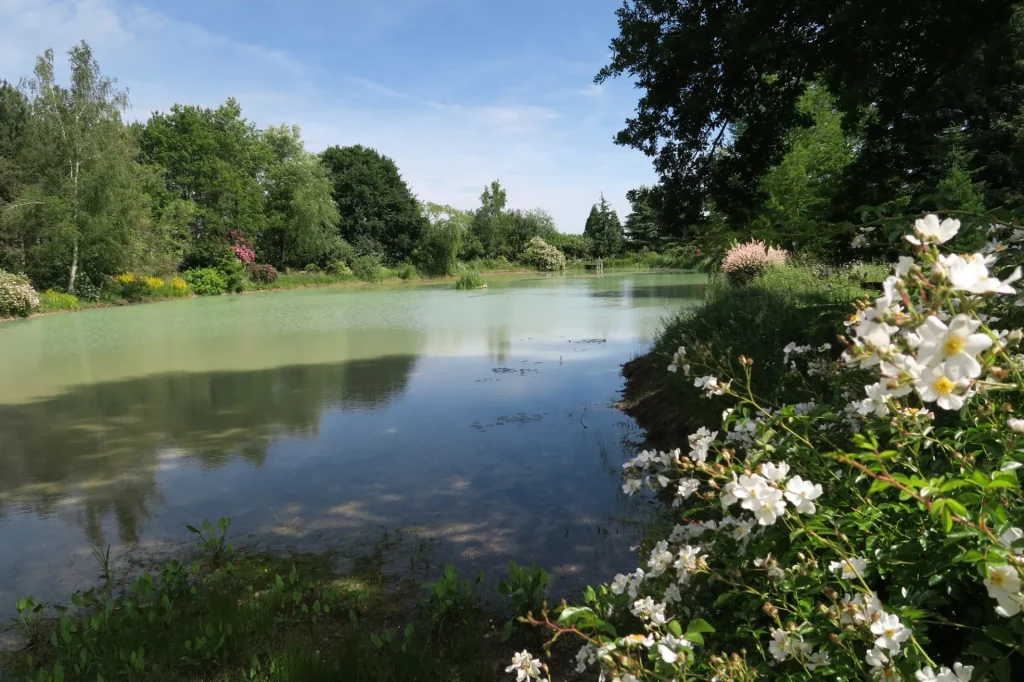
[1008,329,1023,346]
[761,602,778,618]
[830,632,841,644]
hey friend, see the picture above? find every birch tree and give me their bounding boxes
[16,41,145,292]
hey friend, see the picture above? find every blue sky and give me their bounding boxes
[0,0,655,232]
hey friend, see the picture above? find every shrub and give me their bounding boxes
[304,263,322,274]
[112,273,149,302]
[227,228,256,265]
[351,255,383,283]
[40,290,80,311]
[397,263,417,280]
[247,263,279,284]
[517,214,1024,682]
[182,268,228,296]
[522,236,567,271]
[454,270,486,290]
[144,277,165,289]
[720,239,789,284]
[326,260,352,276]
[169,277,189,296]
[546,232,591,260]
[0,269,40,317]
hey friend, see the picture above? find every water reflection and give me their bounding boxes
[0,355,419,545]
[589,280,707,302]
[0,271,705,612]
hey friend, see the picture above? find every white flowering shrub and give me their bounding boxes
[523,236,567,271]
[0,269,40,318]
[511,215,1024,682]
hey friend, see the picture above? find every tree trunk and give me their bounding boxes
[68,238,78,293]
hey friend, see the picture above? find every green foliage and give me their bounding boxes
[0,79,29,213]
[534,214,1024,681]
[454,270,486,290]
[465,180,508,260]
[320,145,427,264]
[623,187,662,251]
[757,84,853,234]
[497,562,548,618]
[182,268,227,296]
[416,210,463,276]
[259,124,341,269]
[655,264,866,428]
[350,255,383,283]
[545,232,590,261]
[325,259,352,277]
[396,263,417,280]
[0,268,39,317]
[139,98,270,252]
[583,195,624,258]
[39,289,80,311]
[9,42,149,293]
[600,1,1024,227]
[424,564,484,639]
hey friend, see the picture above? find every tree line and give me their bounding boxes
[0,42,650,298]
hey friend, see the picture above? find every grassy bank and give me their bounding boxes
[0,520,578,682]
[6,265,537,322]
[616,263,881,448]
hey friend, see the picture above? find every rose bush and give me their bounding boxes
[512,215,1024,682]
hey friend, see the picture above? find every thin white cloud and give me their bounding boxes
[0,0,654,232]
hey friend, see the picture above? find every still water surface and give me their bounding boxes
[0,271,704,613]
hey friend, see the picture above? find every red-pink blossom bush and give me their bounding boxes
[227,228,256,265]
[720,239,789,284]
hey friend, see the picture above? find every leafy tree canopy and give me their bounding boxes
[320,144,426,264]
[139,98,271,252]
[599,0,1024,231]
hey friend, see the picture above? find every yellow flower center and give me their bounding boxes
[991,572,1006,588]
[934,376,955,395]
[943,335,966,355]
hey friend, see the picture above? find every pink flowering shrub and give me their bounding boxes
[227,228,256,265]
[720,239,789,284]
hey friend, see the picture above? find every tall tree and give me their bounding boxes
[139,98,270,262]
[417,202,467,276]
[598,0,1024,229]
[584,194,624,258]
[468,179,508,258]
[260,124,340,269]
[320,144,426,264]
[9,42,147,291]
[758,85,853,231]
[0,80,30,272]
[623,186,662,251]
[0,80,28,205]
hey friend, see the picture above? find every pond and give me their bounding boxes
[0,270,705,614]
